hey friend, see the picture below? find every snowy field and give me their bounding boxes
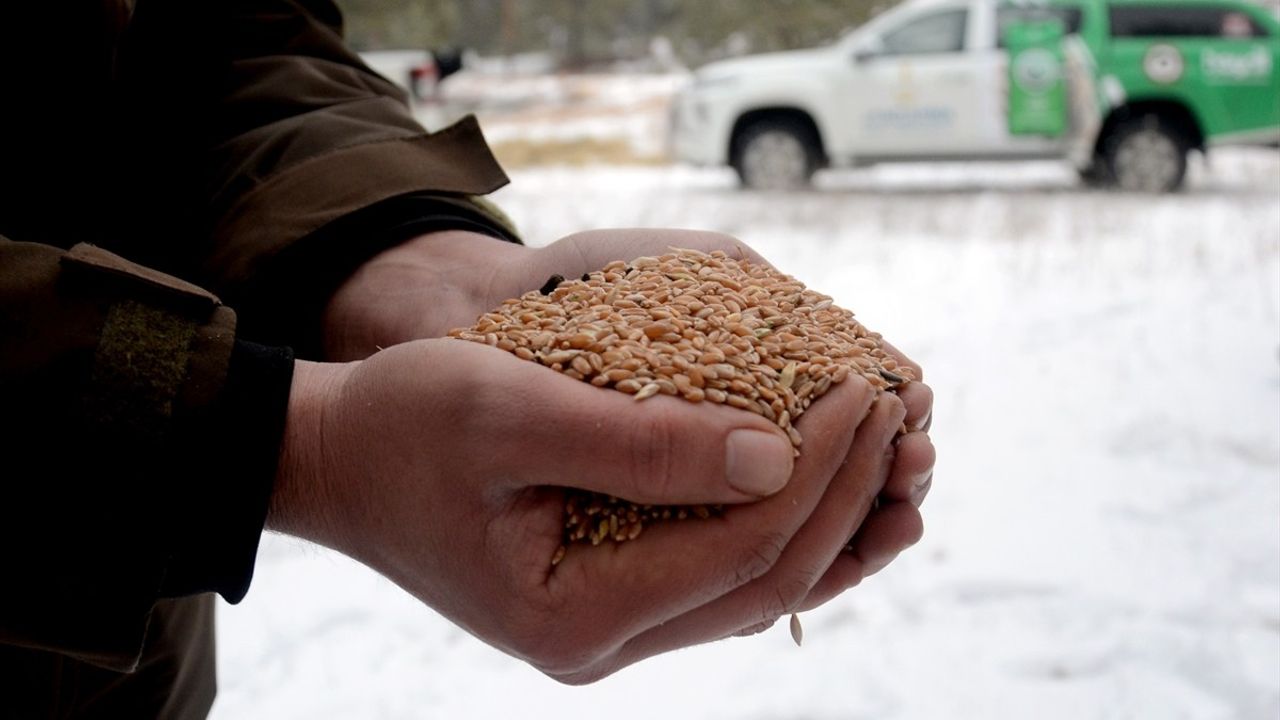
[213,149,1280,719]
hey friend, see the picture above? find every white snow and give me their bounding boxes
[213,147,1280,719]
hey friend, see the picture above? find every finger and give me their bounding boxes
[793,554,866,613]
[851,501,925,577]
[881,431,935,505]
[586,392,904,670]
[894,381,933,432]
[472,342,796,505]
[879,339,922,381]
[547,377,877,650]
[795,502,924,613]
[911,473,933,507]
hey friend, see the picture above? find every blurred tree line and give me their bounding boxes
[336,0,898,67]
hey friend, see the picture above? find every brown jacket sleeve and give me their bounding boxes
[0,0,513,670]
[3,0,517,353]
[0,238,291,672]
[113,0,518,353]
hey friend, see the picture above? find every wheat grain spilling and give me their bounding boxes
[448,247,913,556]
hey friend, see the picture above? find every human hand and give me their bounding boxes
[524,229,937,596]
[320,228,766,362]
[320,226,933,602]
[321,230,532,361]
[269,338,901,682]
[520,230,936,593]
[794,344,934,614]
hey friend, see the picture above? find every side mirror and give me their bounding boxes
[852,39,884,63]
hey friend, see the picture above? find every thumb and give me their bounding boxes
[491,358,795,505]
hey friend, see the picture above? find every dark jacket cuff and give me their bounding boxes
[0,241,288,671]
[159,340,293,603]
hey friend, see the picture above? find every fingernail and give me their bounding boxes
[725,429,793,497]
[911,473,933,507]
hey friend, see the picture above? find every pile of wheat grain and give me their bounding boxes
[449,247,911,560]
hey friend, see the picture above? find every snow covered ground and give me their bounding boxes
[212,149,1280,719]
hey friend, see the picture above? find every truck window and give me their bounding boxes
[996,7,1084,47]
[1109,5,1269,38]
[880,9,969,55]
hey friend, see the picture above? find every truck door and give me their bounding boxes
[845,4,985,157]
[971,4,1087,156]
[1107,5,1280,141]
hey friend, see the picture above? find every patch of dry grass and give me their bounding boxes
[490,137,668,167]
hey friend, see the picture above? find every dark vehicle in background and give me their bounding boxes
[360,48,466,104]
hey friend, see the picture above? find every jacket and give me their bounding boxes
[0,0,515,673]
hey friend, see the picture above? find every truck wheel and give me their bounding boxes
[732,119,819,190]
[1077,159,1112,188]
[1103,115,1188,193]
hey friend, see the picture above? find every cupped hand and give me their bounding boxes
[317,226,935,650]
[321,230,528,361]
[795,343,934,613]
[270,338,900,681]
[320,228,767,362]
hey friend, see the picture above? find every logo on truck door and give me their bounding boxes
[1012,48,1062,92]
[1143,44,1185,84]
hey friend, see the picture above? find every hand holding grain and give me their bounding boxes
[321,228,768,362]
[267,338,900,682]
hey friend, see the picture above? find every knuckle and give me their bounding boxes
[733,617,779,638]
[771,575,813,616]
[880,392,906,420]
[628,409,678,500]
[730,530,788,588]
[755,568,818,626]
[881,441,898,466]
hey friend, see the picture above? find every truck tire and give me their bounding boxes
[1102,115,1188,193]
[732,119,820,190]
[1076,159,1112,188]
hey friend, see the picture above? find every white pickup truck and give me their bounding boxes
[670,0,1078,188]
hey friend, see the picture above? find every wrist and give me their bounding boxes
[268,358,356,547]
[321,230,533,360]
